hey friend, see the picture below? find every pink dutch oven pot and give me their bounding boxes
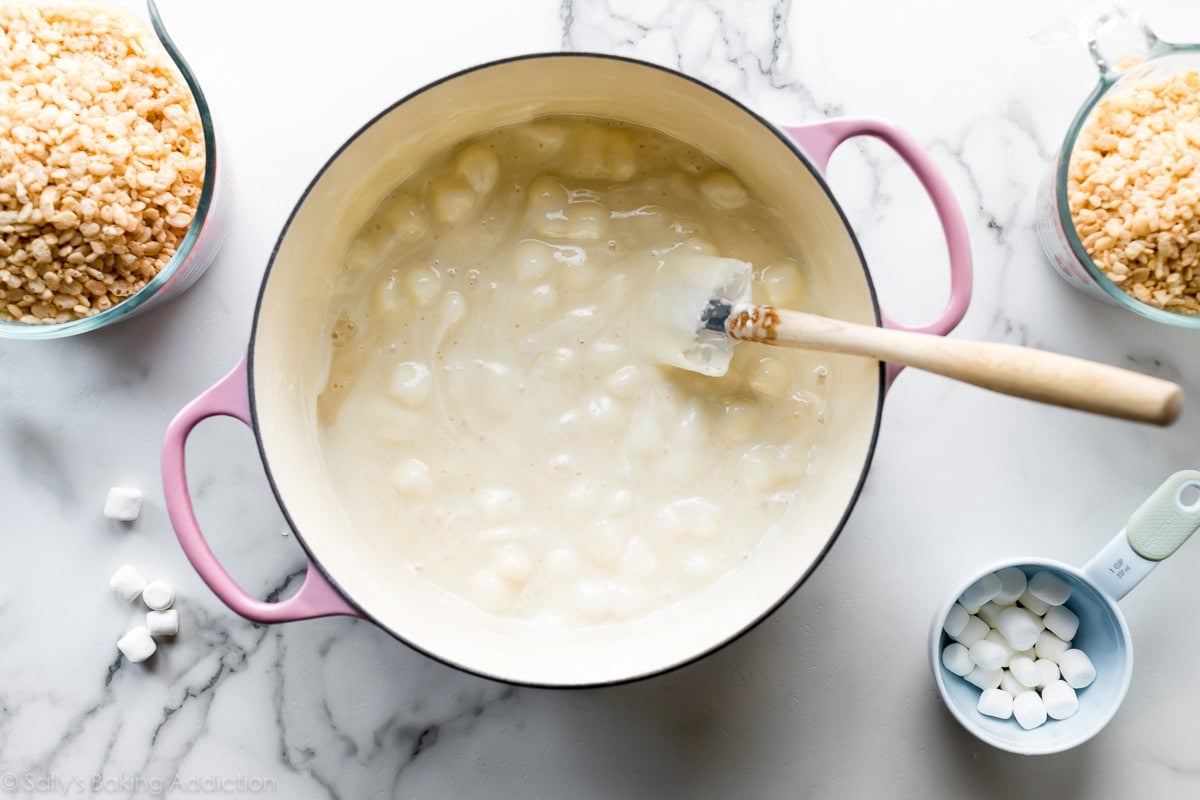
[163,54,972,687]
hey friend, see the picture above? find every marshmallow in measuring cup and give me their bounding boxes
[953,615,989,647]
[992,567,1027,605]
[943,603,969,638]
[968,639,1009,671]
[1035,630,1071,664]
[1009,655,1040,688]
[1059,649,1097,689]
[1042,680,1080,720]
[977,688,1013,720]
[942,643,972,676]
[1028,571,1072,606]
[1043,604,1080,641]
[1013,690,1048,730]
[957,573,1001,613]
[995,606,1042,651]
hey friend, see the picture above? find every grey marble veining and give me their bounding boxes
[1,0,1199,798]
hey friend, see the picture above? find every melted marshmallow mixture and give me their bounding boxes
[318,116,833,625]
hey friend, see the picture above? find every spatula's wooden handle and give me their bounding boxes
[728,306,1183,426]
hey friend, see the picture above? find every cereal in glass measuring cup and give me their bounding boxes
[1035,2,1200,327]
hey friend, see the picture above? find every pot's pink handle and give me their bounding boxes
[782,117,973,385]
[161,358,361,622]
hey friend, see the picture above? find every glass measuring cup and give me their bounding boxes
[0,0,230,340]
[930,470,1200,754]
[1034,2,1200,328]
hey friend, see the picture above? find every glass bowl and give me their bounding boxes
[0,0,230,340]
[1035,3,1200,329]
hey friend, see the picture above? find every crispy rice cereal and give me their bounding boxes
[1068,70,1200,314]
[0,1,205,324]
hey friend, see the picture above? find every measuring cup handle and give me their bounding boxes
[1082,470,1200,601]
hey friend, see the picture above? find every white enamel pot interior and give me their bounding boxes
[173,53,971,687]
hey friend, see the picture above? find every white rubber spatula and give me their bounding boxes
[638,253,1183,426]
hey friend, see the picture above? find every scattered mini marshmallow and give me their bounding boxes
[1000,669,1026,697]
[993,567,1028,605]
[958,572,1002,613]
[965,666,1004,691]
[977,601,1006,628]
[942,643,973,677]
[1042,679,1080,720]
[944,603,969,638]
[1034,658,1060,688]
[1009,655,1041,688]
[978,688,1014,720]
[1013,690,1048,730]
[969,639,1010,671]
[1018,587,1050,616]
[109,564,147,602]
[954,615,990,647]
[984,629,1015,662]
[146,609,179,638]
[104,486,143,522]
[1059,649,1097,689]
[117,626,156,663]
[996,606,1042,651]
[141,581,175,611]
[1028,571,1072,606]
[1043,604,1080,641]
[1035,630,1072,664]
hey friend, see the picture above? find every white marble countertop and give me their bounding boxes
[2,0,1200,797]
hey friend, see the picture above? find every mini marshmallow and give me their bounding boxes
[1010,655,1041,688]
[1059,649,1097,689]
[953,615,990,647]
[996,606,1042,651]
[958,572,1002,614]
[1043,604,1080,641]
[1042,679,1080,720]
[1034,658,1060,688]
[141,581,174,611]
[109,564,147,602]
[978,688,1014,720]
[943,603,969,638]
[965,666,1003,691]
[1000,669,1026,697]
[977,601,1008,628]
[993,567,1028,605]
[969,639,1009,671]
[117,626,156,663]
[1035,630,1071,664]
[146,609,179,637]
[104,486,143,522]
[1013,648,1036,662]
[1013,690,1048,730]
[1018,587,1050,616]
[942,643,973,677]
[1028,570,1072,606]
[984,629,1015,663]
